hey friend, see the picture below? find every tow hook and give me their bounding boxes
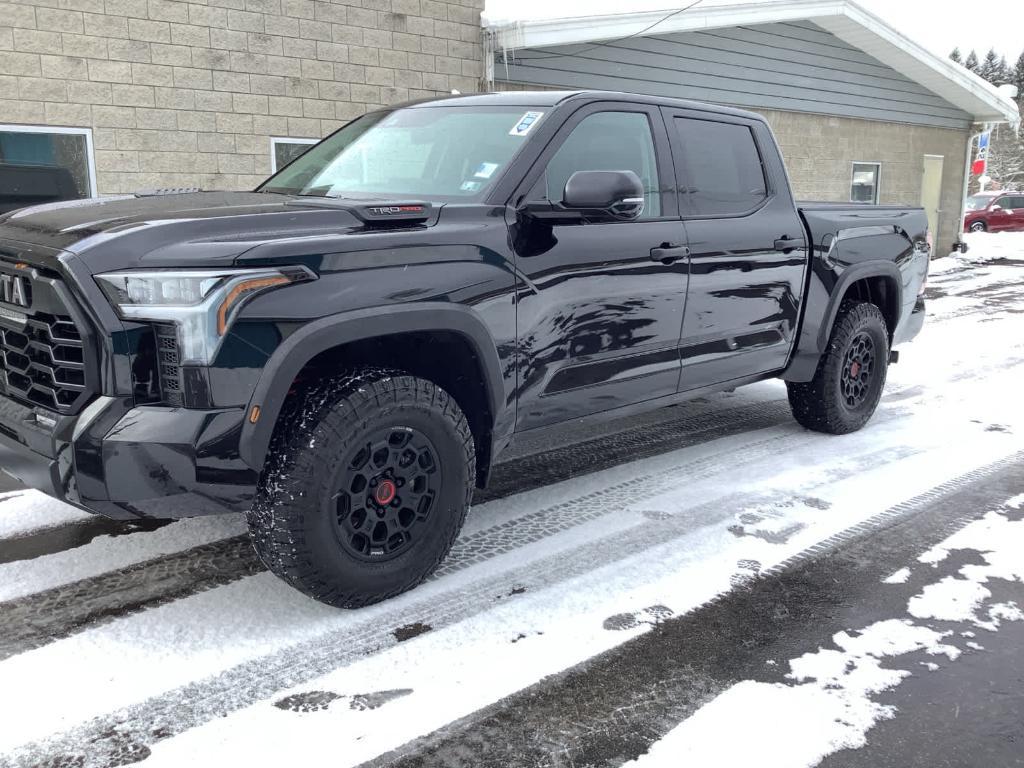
[889,350,900,365]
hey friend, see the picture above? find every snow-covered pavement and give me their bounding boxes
[1,233,1023,768]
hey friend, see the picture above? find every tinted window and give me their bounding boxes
[673,118,767,216]
[543,111,662,219]
[0,129,92,213]
[1013,197,1024,209]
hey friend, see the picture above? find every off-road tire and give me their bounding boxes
[248,369,475,608]
[787,300,889,435]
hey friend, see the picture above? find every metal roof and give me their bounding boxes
[483,0,1020,125]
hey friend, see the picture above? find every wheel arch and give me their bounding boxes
[817,263,902,350]
[239,303,506,486]
[785,261,903,383]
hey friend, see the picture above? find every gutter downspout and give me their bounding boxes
[956,125,990,254]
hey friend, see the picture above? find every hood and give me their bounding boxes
[0,191,386,272]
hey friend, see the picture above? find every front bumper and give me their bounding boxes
[0,393,258,519]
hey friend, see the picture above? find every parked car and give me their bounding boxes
[0,91,929,607]
[964,191,1024,232]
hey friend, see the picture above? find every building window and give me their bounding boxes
[851,162,881,204]
[271,137,318,173]
[0,125,96,213]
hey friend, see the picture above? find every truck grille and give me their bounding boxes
[1,313,86,413]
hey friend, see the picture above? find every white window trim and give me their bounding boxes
[851,161,882,205]
[270,137,318,172]
[0,124,97,197]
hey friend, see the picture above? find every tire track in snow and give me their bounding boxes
[1,433,945,768]
[0,400,795,661]
[0,517,168,566]
[360,453,1024,768]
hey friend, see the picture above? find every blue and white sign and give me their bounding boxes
[510,111,543,137]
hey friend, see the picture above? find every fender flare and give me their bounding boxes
[785,261,903,383]
[238,303,506,471]
[816,261,903,350]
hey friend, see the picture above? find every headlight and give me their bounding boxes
[95,267,313,365]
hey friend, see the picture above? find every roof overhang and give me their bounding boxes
[483,0,1021,126]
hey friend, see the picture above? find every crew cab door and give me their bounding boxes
[663,108,807,391]
[510,103,687,430]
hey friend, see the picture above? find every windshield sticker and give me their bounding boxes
[460,180,482,192]
[509,111,543,137]
[474,162,500,179]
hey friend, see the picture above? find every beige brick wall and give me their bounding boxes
[0,0,484,194]
[761,109,970,251]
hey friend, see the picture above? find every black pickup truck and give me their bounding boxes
[0,91,928,606]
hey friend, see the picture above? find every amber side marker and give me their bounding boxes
[249,406,261,424]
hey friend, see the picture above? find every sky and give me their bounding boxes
[482,0,1024,62]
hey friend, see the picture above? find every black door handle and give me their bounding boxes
[650,245,690,264]
[774,236,801,253]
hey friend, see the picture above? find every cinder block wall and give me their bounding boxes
[761,109,970,252]
[0,0,484,193]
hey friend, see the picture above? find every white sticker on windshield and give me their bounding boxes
[460,180,482,192]
[474,162,499,179]
[509,111,543,137]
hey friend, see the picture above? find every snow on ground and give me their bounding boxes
[0,233,1022,766]
[929,231,1024,274]
[626,496,1024,768]
[0,513,245,602]
[0,490,90,539]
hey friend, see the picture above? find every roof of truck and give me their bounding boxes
[403,90,771,123]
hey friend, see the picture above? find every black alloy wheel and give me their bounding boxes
[840,332,875,409]
[333,426,442,562]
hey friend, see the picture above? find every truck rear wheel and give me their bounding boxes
[786,300,889,435]
[248,369,475,608]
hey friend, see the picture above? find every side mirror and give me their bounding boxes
[562,170,645,220]
[991,204,1003,211]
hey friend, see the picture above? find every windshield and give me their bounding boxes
[258,105,545,201]
[965,194,995,211]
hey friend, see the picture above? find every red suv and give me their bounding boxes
[964,191,1024,232]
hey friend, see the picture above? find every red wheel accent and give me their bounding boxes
[850,361,861,378]
[374,479,397,506]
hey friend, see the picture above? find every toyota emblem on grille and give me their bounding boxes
[0,273,29,308]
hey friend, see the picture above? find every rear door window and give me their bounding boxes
[672,118,768,216]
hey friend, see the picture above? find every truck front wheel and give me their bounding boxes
[248,369,475,608]
[786,300,890,435]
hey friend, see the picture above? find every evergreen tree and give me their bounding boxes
[979,48,1002,82]
[997,55,1011,84]
[1014,51,1024,94]
[949,47,963,64]
[986,123,1024,190]
[965,50,980,71]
